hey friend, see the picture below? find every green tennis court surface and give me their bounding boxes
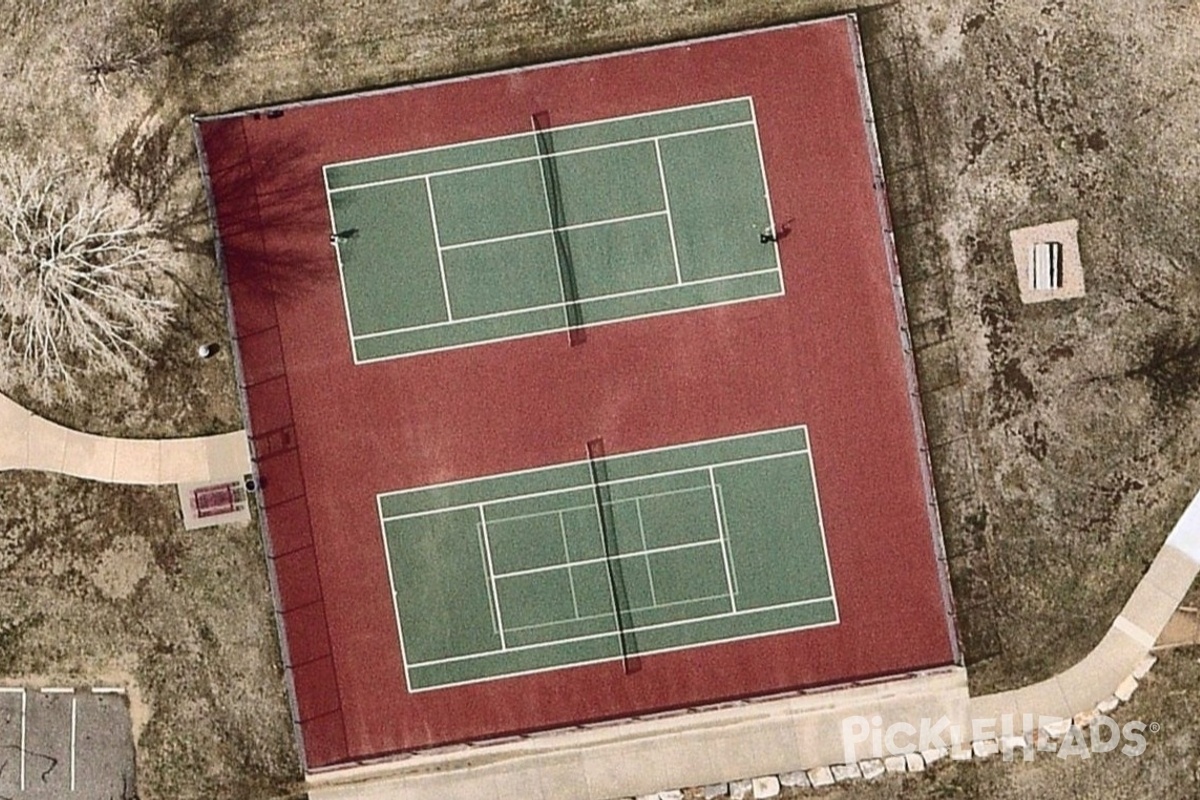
[326,97,783,362]
[379,427,836,691]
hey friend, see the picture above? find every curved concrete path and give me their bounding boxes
[968,488,1200,737]
[0,392,250,485]
[305,490,1200,800]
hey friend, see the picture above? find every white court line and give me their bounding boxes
[506,593,731,633]
[0,688,26,791]
[353,267,779,341]
[424,176,454,321]
[90,687,126,695]
[40,687,73,694]
[477,507,507,650]
[804,444,841,625]
[715,484,739,596]
[382,424,807,499]
[591,484,622,634]
[411,595,835,669]
[377,494,415,685]
[382,427,827,685]
[485,482,709,526]
[410,613,840,693]
[475,523,500,634]
[333,110,772,363]
[20,688,26,791]
[328,120,755,194]
[386,449,808,522]
[327,96,753,170]
[353,285,785,364]
[557,512,580,619]
[653,139,682,284]
[531,119,572,333]
[495,537,722,581]
[709,470,737,612]
[70,694,77,792]
[438,209,667,253]
[321,165,360,344]
[748,97,783,283]
[635,498,658,606]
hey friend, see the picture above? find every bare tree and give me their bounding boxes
[0,155,175,401]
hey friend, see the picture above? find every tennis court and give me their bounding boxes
[325,97,783,362]
[379,427,836,691]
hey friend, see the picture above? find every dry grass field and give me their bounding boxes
[0,0,1197,798]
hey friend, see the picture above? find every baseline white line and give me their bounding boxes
[322,165,360,349]
[635,498,657,606]
[709,470,737,612]
[381,424,807,500]
[423,176,454,321]
[328,100,748,173]
[653,139,683,284]
[353,265,778,341]
[530,120,571,333]
[439,209,667,253]
[40,687,73,694]
[477,506,507,650]
[327,96,753,170]
[558,512,580,619]
[410,616,840,693]
[354,286,785,362]
[387,450,809,522]
[715,484,739,596]
[329,122,754,195]
[20,688,26,791]
[748,97,784,288]
[476,522,500,634]
[410,613,840,692]
[804,443,841,622]
[409,595,835,669]
[90,687,126,695]
[377,495,414,684]
[70,694,76,792]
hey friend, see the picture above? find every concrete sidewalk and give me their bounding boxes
[0,392,250,485]
[306,489,1200,800]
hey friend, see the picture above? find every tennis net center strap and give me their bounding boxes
[532,111,585,345]
[586,437,641,672]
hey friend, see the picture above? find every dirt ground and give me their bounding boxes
[0,0,1198,798]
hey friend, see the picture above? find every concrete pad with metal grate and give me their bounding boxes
[1009,219,1085,304]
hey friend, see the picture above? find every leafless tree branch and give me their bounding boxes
[0,155,175,401]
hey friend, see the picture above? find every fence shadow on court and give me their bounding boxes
[195,117,335,308]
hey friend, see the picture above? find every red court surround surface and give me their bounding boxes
[195,15,958,770]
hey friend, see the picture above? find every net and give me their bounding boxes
[586,438,641,673]
[532,112,586,345]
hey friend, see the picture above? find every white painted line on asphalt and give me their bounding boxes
[41,687,73,694]
[20,688,26,791]
[70,694,77,792]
